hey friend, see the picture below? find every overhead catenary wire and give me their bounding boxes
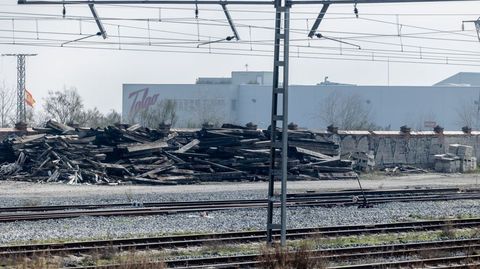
[3,38,480,67]
[1,3,479,67]
[2,20,480,62]
[3,1,480,17]
[3,24,480,60]
[3,31,480,65]
[1,16,480,56]
[2,13,478,48]
[1,9,479,42]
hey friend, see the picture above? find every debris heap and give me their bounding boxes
[0,121,357,185]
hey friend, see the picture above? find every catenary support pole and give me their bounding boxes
[266,0,290,246]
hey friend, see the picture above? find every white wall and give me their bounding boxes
[123,83,480,130]
[237,85,480,130]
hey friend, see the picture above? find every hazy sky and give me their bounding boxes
[0,0,479,113]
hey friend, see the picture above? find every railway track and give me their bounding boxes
[1,188,479,222]
[329,255,480,269]
[0,187,472,213]
[1,218,480,258]
[70,238,480,268]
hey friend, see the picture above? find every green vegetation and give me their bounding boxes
[259,241,327,269]
[3,227,480,268]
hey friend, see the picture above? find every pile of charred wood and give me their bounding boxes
[0,120,357,185]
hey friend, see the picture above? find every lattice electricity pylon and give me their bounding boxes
[17,0,480,247]
[1,54,37,123]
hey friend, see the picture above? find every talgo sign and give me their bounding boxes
[128,88,159,119]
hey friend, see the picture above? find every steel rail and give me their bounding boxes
[167,254,480,268]
[329,254,480,269]
[0,194,478,221]
[0,193,479,222]
[1,218,480,258]
[0,187,471,213]
[69,238,480,268]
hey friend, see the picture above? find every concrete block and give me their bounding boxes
[434,155,461,173]
[448,144,460,155]
[460,157,477,172]
[351,151,375,172]
[457,145,473,158]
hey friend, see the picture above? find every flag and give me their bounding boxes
[25,89,36,107]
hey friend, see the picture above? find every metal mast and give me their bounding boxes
[1,54,37,123]
[266,0,290,246]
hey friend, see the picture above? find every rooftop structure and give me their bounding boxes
[434,72,480,87]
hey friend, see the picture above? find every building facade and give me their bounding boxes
[123,71,480,130]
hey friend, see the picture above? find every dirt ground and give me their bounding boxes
[1,173,479,199]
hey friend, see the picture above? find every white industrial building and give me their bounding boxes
[123,71,480,130]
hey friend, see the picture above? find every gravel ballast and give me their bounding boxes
[0,173,479,207]
[0,199,479,245]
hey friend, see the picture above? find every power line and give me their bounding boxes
[3,25,480,57]
[3,33,480,66]
[2,16,480,56]
[3,15,480,61]
[358,16,478,39]
[1,10,478,43]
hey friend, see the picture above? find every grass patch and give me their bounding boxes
[290,227,480,250]
[259,241,327,269]
[1,250,166,269]
[439,220,455,239]
[0,253,62,269]
[87,251,166,269]
[4,227,480,268]
[358,171,385,180]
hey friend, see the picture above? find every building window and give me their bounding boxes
[257,76,263,85]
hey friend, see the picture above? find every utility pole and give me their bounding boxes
[17,0,480,247]
[1,54,37,123]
